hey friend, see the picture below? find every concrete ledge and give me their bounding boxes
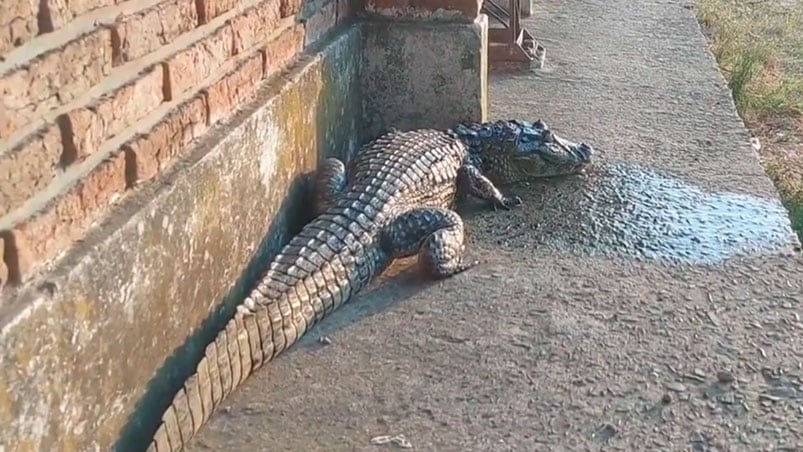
[0,26,363,451]
[359,0,483,22]
[360,15,488,140]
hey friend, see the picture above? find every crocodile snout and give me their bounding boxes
[573,142,595,164]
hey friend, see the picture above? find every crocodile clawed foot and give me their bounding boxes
[425,258,480,280]
[493,195,523,211]
[455,259,480,274]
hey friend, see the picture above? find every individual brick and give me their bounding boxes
[262,24,304,77]
[230,0,281,55]
[123,93,208,184]
[0,123,65,217]
[303,0,337,46]
[280,0,304,18]
[162,25,233,100]
[205,53,263,124]
[5,151,127,282]
[362,0,482,20]
[41,0,117,30]
[198,0,240,24]
[1,0,38,55]
[110,0,198,65]
[0,28,113,140]
[60,65,164,162]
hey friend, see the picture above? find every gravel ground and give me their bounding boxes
[188,0,803,450]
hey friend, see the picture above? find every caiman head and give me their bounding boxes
[451,119,595,184]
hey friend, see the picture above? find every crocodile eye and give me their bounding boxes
[454,124,471,134]
[541,130,554,142]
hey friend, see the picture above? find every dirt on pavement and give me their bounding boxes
[187,0,803,450]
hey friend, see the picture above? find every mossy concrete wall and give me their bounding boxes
[0,13,489,452]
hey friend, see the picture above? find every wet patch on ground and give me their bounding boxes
[463,162,799,265]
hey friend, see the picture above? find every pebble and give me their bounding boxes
[759,393,781,403]
[319,336,333,346]
[666,382,687,392]
[717,371,734,384]
[593,423,619,441]
[719,392,735,405]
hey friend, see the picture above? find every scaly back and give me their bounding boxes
[344,128,468,216]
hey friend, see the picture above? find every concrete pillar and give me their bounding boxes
[358,0,489,139]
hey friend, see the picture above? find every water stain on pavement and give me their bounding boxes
[471,162,798,265]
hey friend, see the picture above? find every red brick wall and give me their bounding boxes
[0,0,353,294]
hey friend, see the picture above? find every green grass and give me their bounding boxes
[697,0,803,120]
[696,0,803,241]
[765,158,803,240]
[783,197,803,242]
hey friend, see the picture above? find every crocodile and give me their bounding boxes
[146,119,594,451]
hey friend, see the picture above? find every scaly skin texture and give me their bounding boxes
[145,120,594,451]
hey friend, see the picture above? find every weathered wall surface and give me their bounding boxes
[358,7,488,140]
[0,0,360,449]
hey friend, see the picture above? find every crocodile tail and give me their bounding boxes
[147,301,274,452]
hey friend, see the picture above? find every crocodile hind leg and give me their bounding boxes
[381,207,478,278]
[312,157,347,215]
[457,164,523,210]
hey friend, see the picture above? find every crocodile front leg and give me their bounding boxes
[381,207,478,278]
[312,157,347,215]
[457,164,523,210]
